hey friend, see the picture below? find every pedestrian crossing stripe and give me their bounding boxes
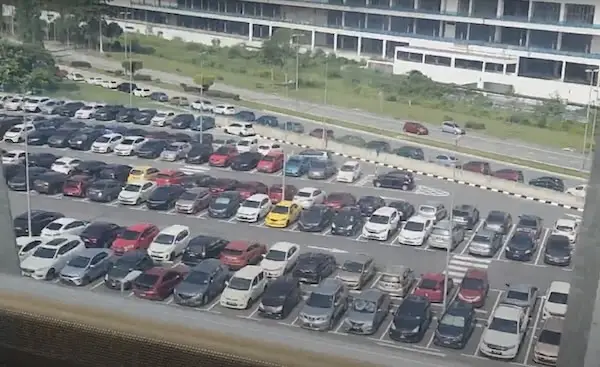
[444,254,492,284]
[180,165,211,174]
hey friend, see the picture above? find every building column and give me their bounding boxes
[387,16,391,31]
[466,24,471,39]
[496,0,503,17]
[389,0,393,8]
[357,36,362,55]
[333,33,338,51]
[559,3,565,22]
[414,0,419,10]
[528,0,533,20]
[468,0,473,16]
[557,32,563,50]
[382,39,387,58]
[365,14,368,28]
[342,12,346,27]
[560,61,566,81]
[260,3,264,16]
[241,2,245,14]
[494,26,501,42]
[525,29,530,46]
[268,25,273,37]
[248,23,253,42]
[311,30,316,49]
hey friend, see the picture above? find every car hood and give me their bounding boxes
[175,282,208,296]
[221,288,249,301]
[336,270,361,282]
[399,229,424,238]
[535,341,559,357]
[119,191,140,199]
[106,267,132,280]
[346,311,376,324]
[268,213,289,221]
[176,199,196,206]
[260,259,285,271]
[115,144,132,150]
[471,239,492,247]
[21,256,54,270]
[544,302,567,316]
[482,329,519,347]
[394,317,421,330]
[301,305,332,318]
[545,247,570,257]
[509,241,532,251]
[485,223,503,230]
[237,207,259,216]
[60,265,87,278]
[365,223,388,232]
[161,151,178,156]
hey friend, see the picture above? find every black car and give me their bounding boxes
[32,171,67,194]
[543,234,572,266]
[7,166,48,191]
[528,176,565,192]
[173,259,231,307]
[392,146,425,160]
[146,185,185,210]
[505,232,537,261]
[68,130,104,150]
[231,152,262,171]
[80,222,122,248]
[116,82,137,93]
[13,210,64,237]
[388,200,416,222]
[3,164,25,183]
[483,210,512,235]
[104,250,154,290]
[98,164,132,183]
[208,191,242,219]
[182,235,230,267]
[28,153,58,168]
[26,129,54,145]
[451,204,480,230]
[434,301,477,349]
[116,107,139,123]
[331,206,363,236]
[357,196,386,217]
[516,214,543,239]
[136,139,168,159]
[298,205,335,232]
[56,102,85,117]
[186,144,213,164]
[171,132,193,142]
[291,252,337,284]
[47,129,78,148]
[366,140,391,153]
[258,277,302,319]
[256,115,279,127]
[234,110,256,122]
[73,160,107,177]
[179,174,215,190]
[170,114,194,129]
[86,179,122,202]
[389,295,433,342]
[190,116,216,131]
[93,105,122,121]
[133,109,156,125]
[150,92,168,102]
[373,170,415,191]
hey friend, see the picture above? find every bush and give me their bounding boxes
[122,60,143,74]
[385,95,397,102]
[204,90,240,101]
[193,74,215,89]
[465,121,486,130]
[70,60,92,68]
[133,73,152,81]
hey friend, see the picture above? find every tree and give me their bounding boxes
[122,60,143,74]
[105,22,123,38]
[15,0,44,44]
[0,42,58,92]
[260,28,293,68]
[193,74,215,90]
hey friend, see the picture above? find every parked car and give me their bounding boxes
[133,266,189,301]
[173,259,230,307]
[403,121,428,135]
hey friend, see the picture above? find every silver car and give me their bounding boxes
[342,289,390,335]
[441,121,465,135]
[430,154,459,167]
[427,220,465,250]
[502,283,538,309]
[298,278,349,331]
[375,265,415,297]
[160,142,192,161]
[307,159,337,180]
[335,254,376,290]
[59,248,113,286]
[468,228,503,257]
[39,99,65,114]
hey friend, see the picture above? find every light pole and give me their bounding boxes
[322,60,329,146]
[582,68,599,169]
[99,16,104,53]
[24,124,32,237]
[443,167,456,312]
[290,34,302,90]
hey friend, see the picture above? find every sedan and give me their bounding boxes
[79,221,122,248]
[7,167,48,191]
[59,248,113,286]
[335,254,376,290]
[133,266,188,301]
[208,191,243,219]
[209,145,238,167]
[505,232,537,261]
[146,185,185,210]
[173,259,230,307]
[434,301,477,349]
[307,159,337,180]
[412,273,454,303]
[219,241,267,270]
[389,295,433,342]
[231,152,262,171]
[324,192,357,211]
[28,153,58,168]
[331,207,363,236]
[342,289,391,335]
[86,179,122,203]
[357,196,386,217]
[543,234,572,266]
[298,205,335,232]
[175,187,212,214]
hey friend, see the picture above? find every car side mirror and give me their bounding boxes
[224,280,229,286]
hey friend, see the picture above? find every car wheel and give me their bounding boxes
[169,252,176,261]
[201,294,208,305]
[82,275,90,286]
[374,181,381,188]
[135,198,141,205]
[45,268,56,280]
[245,298,253,309]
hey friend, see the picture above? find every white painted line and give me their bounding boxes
[534,228,550,265]
[452,254,492,264]
[378,317,394,341]
[425,327,437,349]
[473,290,504,356]
[459,220,484,256]
[89,281,105,290]
[245,305,261,319]
[495,224,516,260]
[206,298,220,311]
[375,342,446,357]
[321,228,332,236]
[332,319,347,334]
[165,297,174,305]
[524,301,544,363]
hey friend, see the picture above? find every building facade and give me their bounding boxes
[108,0,600,102]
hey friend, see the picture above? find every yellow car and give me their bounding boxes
[127,166,160,183]
[265,200,302,228]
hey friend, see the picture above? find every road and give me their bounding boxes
[51,42,590,174]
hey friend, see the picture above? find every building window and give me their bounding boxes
[455,58,483,71]
[531,1,560,23]
[424,55,451,66]
[565,4,595,25]
[396,51,423,62]
[506,64,516,73]
[485,62,504,73]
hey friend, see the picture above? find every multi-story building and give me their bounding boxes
[109,0,600,102]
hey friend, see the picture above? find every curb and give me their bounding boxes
[254,134,584,213]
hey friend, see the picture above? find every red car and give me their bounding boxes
[257,151,284,173]
[309,128,334,139]
[209,145,238,167]
[62,174,94,197]
[412,273,454,303]
[324,192,357,211]
[403,121,428,135]
[209,178,239,197]
[111,223,160,255]
[219,241,267,270]
[153,169,186,186]
[268,184,297,204]
[236,181,269,200]
[132,265,189,301]
[457,268,489,307]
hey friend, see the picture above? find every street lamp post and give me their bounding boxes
[443,167,456,312]
[290,34,302,91]
[582,68,600,169]
[322,60,328,146]
[24,126,32,237]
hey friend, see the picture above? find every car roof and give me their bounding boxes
[342,160,359,166]
[434,220,452,229]
[132,165,154,171]
[77,248,111,257]
[51,217,80,225]
[157,169,178,174]
[506,283,535,293]
[55,156,77,163]
[269,241,297,251]
[275,200,294,207]
[233,265,263,278]
[123,135,144,140]
[542,317,564,333]
[127,179,152,186]
[226,240,251,250]
[464,268,487,280]
[126,223,155,231]
[519,214,540,221]
[298,187,318,193]
[43,235,82,247]
[345,254,372,264]
[381,265,408,275]
[145,266,169,275]
[407,215,429,223]
[454,204,474,210]
[313,278,343,295]
[494,304,522,319]
[159,224,189,234]
[101,132,122,138]
[556,218,576,226]
[549,281,570,293]
[372,207,396,216]
[6,149,25,154]
[355,288,383,301]
[191,258,221,272]
[246,193,269,201]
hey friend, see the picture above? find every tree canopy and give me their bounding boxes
[0,42,59,92]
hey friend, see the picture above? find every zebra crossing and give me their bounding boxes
[444,254,492,284]
[180,165,211,175]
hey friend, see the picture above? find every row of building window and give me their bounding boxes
[396,50,517,73]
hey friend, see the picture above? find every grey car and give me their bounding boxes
[307,159,337,180]
[175,187,211,214]
[103,250,155,290]
[430,154,459,167]
[298,278,349,331]
[335,254,376,290]
[342,289,391,335]
[484,210,513,235]
[39,99,65,114]
[502,283,538,309]
[160,142,192,161]
[173,259,230,307]
[59,248,113,286]
[468,228,503,257]
[427,220,465,250]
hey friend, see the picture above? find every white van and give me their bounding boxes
[220,265,267,309]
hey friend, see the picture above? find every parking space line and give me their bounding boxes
[425,326,437,349]
[227,216,237,223]
[89,281,104,290]
[524,299,544,363]
[321,228,332,236]
[374,341,446,357]
[165,296,174,305]
[473,290,503,356]
[244,305,261,319]
[205,298,220,312]
[325,176,337,183]
[354,174,374,187]
[534,228,550,266]
[378,317,394,340]
[459,220,485,255]
[494,224,516,260]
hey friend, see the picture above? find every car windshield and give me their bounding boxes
[519,218,537,227]
[419,206,435,214]
[306,293,333,308]
[45,222,63,230]
[419,279,439,290]
[153,234,174,245]
[397,300,424,317]
[555,225,574,232]
[548,292,568,304]
[123,184,141,192]
[381,274,401,283]
[369,215,389,224]
[440,314,465,328]
[119,230,140,240]
[538,330,561,345]
[271,205,289,214]
[487,212,505,223]
[8,126,22,133]
[432,228,450,236]
[548,237,570,249]
[340,164,355,172]
[238,140,250,146]
[33,246,57,259]
[215,147,230,154]
[296,191,311,198]
[462,277,484,290]
[222,248,244,256]
[506,290,529,301]
[404,221,425,231]
[179,191,199,201]
[242,199,261,208]
[156,113,167,118]
[165,144,180,151]
[4,152,18,158]
[489,317,518,334]
[95,136,110,143]
[512,234,533,246]
[265,250,286,261]
[64,179,80,188]
[452,210,469,217]
[353,299,376,313]
[261,155,276,161]
[186,271,210,285]
[228,277,251,290]
[121,138,136,145]
[136,273,159,287]
[473,234,491,243]
[214,197,231,205]
[68,255,91,268]
[342,261,363,273]
[302,209,323,222]
[310,161,326,168]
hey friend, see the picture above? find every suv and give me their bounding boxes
[533,317,563,365]
[403,121,428,135]
[480,304,529,360]
[298,278,349,331]
[103,250,154,290]
[147,225,191,262]
[13,210,63,237]
[461,161,492,175]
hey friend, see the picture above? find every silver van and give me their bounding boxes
[298,278,348,331]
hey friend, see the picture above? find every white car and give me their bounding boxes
[236,137,258,153]
[214,104,236,115]
[2,149,26,165]
[16,236,50,262]
[22,97,49,112]
[336,160,362,183]
[39,99,65,114]
[257,142,283,156]
[19,235,86,280]
[86,77,104,85]
[151,111,175,126]
[220,265,267,309]
[41,218,89,237]
[67,72,85,82]
[293,187,326,209]
[50,157,81,175]
[114,136,148,156]
[133,88,152,97]
[3,124,34,143]
[101,80,119,89]
[4,96,24,111]
[260,241,300,278]
[361,207,400,241]
[224,122,255,136]
[543,281,570,319]
[118,180,157,205]
[565,184,586,198]
[191,99,214,112]
[73,105,99,119]
[397,216,434,246]
[479,304,528,360]
[552,217,579,244]
[147,225,191,262]
[91,133,123,153]
[236,194,272,223]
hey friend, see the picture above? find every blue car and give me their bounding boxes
[256,115,279,127]
[190,116,216,131]
[150,92,169,102]
[284,155,310,177]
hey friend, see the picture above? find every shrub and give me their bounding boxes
[385,95,397,102]
[113,69,124,76]
[70,60,92,68]
[122,60,143,74]
[204,90,240,101]
[133,73,152,81]
[465,121,486,130]
[193,74,215,89]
